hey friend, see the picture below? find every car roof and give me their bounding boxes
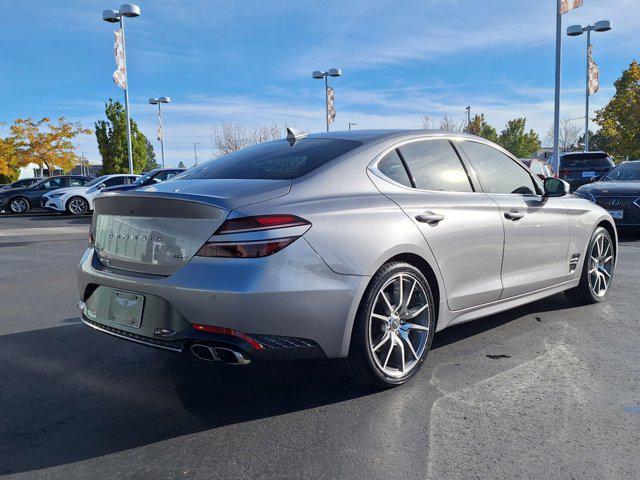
[561,151,608,157]
[305,129,483,144]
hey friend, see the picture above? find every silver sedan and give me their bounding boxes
[77,130,617,387]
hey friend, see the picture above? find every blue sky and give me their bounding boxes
[2,0,639,167]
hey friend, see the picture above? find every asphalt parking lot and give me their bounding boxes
[1,214,639,479]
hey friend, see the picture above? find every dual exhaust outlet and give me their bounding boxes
[190,343,251,365]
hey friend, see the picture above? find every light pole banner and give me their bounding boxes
[327,86,336,125]
[113,29,127,89]
[588,44,600,95]
[560,0,583,14]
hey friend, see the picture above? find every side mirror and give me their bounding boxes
[543,177,570,197]
[590,175,601,182]
[97,183,106,190]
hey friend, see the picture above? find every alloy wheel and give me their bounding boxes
[368,272,430,378]
[588,232,614,297]
[9,198,28,214]
[68,197,88,215]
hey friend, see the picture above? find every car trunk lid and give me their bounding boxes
[92,179,290,275]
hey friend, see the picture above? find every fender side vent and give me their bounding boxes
[569,253,580,273]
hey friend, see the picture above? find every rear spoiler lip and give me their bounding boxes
[97,190,232,210]
[93,192,230,219]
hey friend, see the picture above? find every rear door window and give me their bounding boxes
[397,140,472,192]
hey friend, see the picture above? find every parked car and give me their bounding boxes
[0,175,90,214]
[558,151,614,191]
[42,174,139,215]
[101,168,184,192]
[0,177,42,191]
[520,158,555,180]
[78,130,616,388]
[574,160,640,228]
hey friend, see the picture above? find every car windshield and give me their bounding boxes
[84,175,109,187]
[175,138,363,180]
[132,171,157,185]
[560,153,613,168]
[603,162,640,181]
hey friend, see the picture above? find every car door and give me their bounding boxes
[458,140,570,298]
[373,138,505,311]
[30,177,67,204]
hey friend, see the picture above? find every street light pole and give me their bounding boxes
[313,68,342,132]
[567,20,611,152]
[193,142,202,166]
[103,4,140,174]
[149,96,170,168]
[552,0,562,174]
[465,106,471,130]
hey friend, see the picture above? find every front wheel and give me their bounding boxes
[565,226,615,305]
[66,196,89,215]
[340,262,435,387]
[8,197,29,214]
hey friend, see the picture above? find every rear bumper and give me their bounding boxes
[77,238,369,359]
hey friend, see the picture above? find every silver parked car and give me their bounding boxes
[77,130,617,387]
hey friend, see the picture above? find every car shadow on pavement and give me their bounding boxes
[0,292,582,475]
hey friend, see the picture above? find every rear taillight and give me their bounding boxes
[196,214,311,258]
[192,323,263,350]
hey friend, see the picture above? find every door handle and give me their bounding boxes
[504,209,524,221]
[415,212,445,225]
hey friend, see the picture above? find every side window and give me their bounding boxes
[69,178,84,187]
[104,176,125,187]
[377,150,412,187]
[128,176,138,184]
[398,140,472,192]
[461,141,537,195]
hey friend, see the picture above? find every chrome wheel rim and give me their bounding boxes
[10,198,27,213]
[68,198,88,215]
[368,273,430,378]
[588,233,614,297]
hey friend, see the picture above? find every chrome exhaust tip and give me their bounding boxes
[190,344,218,362]
[189,343,251,365]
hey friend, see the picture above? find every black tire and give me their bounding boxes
[66,196,89,215]
[565,226,615,305]
[8,197,30,214]
[339,261,436,388]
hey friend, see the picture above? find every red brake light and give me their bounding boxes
[196,214,311,258]
[192,323,263,350]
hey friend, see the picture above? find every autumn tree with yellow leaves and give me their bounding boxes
[0,117,91,182]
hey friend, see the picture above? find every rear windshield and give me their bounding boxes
[175,138,362,180]
[560,153,613,168]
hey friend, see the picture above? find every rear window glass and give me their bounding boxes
[560,153,613,168]
[175,139,362,180]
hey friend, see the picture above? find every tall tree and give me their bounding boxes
[143,138,159,171]
[0,134,18,182]
[95,99,154,173]
[8,117,90,175]
[466,114,499,143]
[544,118,582,149]
[498,118,541,158]
[594,60,640,160]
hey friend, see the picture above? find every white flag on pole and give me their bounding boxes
[113,29,127,89]
[588,44,600,95]
[560,0,583,14]
[327,86,336,125]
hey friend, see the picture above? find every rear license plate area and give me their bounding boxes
[608,210,624,219]
[582,171,596,178]
[108,290,145,328]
